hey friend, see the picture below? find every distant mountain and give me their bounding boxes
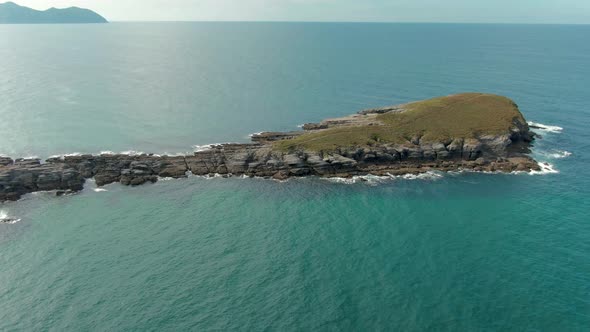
[0,2,107,24]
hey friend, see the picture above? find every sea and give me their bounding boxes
[0,22,589,331]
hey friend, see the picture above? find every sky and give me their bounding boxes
[10,0,590,24]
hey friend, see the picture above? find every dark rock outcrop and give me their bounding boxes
[0,157,85,201]
[0,93,542,202]
[0,136,540,202]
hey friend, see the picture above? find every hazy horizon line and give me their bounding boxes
[105,20,590,26]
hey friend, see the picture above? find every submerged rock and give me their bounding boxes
[0,217,20,224]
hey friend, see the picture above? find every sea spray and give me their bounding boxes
[322,171,445,185]
[193,143,238,153]
[0,210,21,224]
[545,150,572,159]
[529,162,559,175]
[528,121,564,134]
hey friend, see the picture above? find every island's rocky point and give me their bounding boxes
[1,93,541,202]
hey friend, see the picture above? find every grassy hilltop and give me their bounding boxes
[275,93,527,152]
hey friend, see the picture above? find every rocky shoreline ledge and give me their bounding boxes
[1,93,541,202]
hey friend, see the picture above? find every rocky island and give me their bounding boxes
[0,2,107,24]
[0,93,541,202]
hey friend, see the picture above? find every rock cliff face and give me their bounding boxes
[0,93,541,202]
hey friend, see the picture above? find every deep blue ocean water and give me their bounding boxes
[0,23,589,331]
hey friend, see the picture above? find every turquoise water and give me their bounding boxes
[1,23,589,330]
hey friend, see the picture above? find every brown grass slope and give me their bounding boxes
[275,93,527,152]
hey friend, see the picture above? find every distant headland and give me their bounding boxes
[0,93,542,201]
[0,2,107,24]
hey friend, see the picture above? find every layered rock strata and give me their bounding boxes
[0,142,539,202]
[1,93,541,202]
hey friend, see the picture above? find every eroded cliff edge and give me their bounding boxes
[1,93,541,201]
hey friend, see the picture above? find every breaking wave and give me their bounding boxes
[395,172,445,181]
[119,150,146,156]
[186,172,226,180]
[51,150,170,159]
[541,150,572,159]
[158,177,174,181]
[100,150,147,156]
[193,142,236,153]
[529,162,559,175]
[526,121,568,174]
[0,210,21,224]
[193,144,213,152]
[324,171,444,185]
[48,152,83,159]
[528,121,563,134]
[160,152,187,157]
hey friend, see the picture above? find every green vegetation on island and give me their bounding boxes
[275,93,527,152]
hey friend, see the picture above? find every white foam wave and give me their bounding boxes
[324,177,358,184]
[93,188,108,192]
[192,173,225,180]
[99,150,149,156]
[193,144,214,152]
[545,150,572,159]
[0,210,21,224]
[193,142,237,153]
[188,172,226,179]
[119,150,146,156]
[448,168,501,176]
[1,218,21,224]
[528,121,563,134]
[297,124,305,128]
[529,162,559,175]
[324,171,444,185]
[158,174,194,181]
[48,152,83,160]
[161,152,188,157]
[51,151,163,159]
[248,132,264,138]
[394,171,445,181]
